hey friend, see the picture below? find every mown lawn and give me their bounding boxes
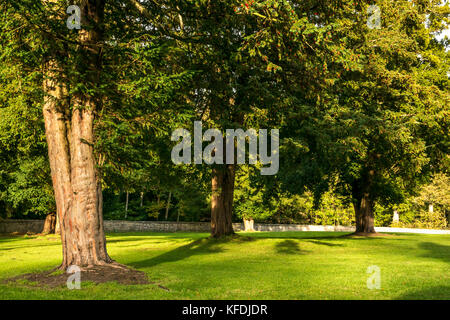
[0,231,448,299]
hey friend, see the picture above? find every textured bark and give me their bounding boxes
[353,193,376,234]
[42,213,56,234]
[43,0,111,269]
[211,165,236,238]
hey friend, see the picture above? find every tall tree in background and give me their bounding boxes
[278,0,449,234]
[331,0,449,234]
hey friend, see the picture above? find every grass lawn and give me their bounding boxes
[0,231,448,300]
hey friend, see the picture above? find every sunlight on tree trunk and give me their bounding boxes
[42,0,112,270]
[211,165,235,238]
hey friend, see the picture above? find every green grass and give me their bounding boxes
[0,231,449,299]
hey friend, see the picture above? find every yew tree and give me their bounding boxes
[278,0,449,234]
[1,0,191,268]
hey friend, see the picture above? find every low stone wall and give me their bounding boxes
[1,219,449,235]
[250,224,354,232]
[0,219,45,234]
[103,220,213,233]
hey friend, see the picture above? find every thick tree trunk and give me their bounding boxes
[42,213,56,234]
[42,0,111,269]
[211,165,236,238]
[353,193,376,234]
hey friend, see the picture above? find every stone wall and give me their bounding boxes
[0,219,45,234]
[1,219,449,235]
[103,220,213,233]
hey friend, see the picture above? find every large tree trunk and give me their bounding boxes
[353,193,376,234]
[43,0,111,269]
[211,165,236,238]
[42,213,56,234]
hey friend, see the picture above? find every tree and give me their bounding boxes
[277,0,449,234]
[1,0,192,268]
[40,0,112,267]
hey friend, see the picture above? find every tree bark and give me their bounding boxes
[42,0,111,269]
[353,193,376,234]
[42,213,56,234]
[211,165,236,238]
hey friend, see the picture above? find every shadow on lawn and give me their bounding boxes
[275,240,308,254]
[305,239,343,247]
[396,286,450,300]
[106,233,206,244]
[128,236,251,269]
[418,242,450,264]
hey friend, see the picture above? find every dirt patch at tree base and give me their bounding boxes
[2,264,167,289]
[346,232,393,237]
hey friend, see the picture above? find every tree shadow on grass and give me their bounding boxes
[418,242,450,264]
[305,239,343,247]
[0,244,60,251]
[106,234,205,245]
[275,240,308,255]
[396,286,450,300]
[0,235,41,243]
[128,235,252,269]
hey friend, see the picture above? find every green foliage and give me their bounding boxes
[0,17,54,218]
[0,0,447,232]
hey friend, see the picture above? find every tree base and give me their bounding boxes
[3,264,155,288]
[347,232,391,237]
[210,230,235,239]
